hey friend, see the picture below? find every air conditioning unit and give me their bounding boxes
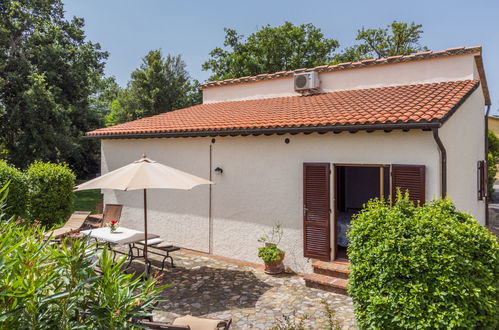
[294,71,320,91]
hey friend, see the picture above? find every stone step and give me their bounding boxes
[303,273,348,295]
[312,260,350,279]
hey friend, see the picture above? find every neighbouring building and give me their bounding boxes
[87,46,490,273]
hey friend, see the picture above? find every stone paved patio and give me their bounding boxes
[134,250,356,329]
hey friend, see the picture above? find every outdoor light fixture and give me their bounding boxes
[214,167,223,174]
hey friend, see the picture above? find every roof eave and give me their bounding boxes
[85,121,443,140]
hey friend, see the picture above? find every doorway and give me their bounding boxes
[334,165,389,260]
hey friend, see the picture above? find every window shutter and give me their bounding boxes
[391,165,426,205]
[477,160,486,200]
[303,163,331,260]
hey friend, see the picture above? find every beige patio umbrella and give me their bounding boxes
[75,154,213,273]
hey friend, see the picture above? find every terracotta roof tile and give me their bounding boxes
[88,80,479,138]
[200,46,482,89]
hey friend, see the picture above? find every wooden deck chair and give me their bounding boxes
[44,211,91,239]
[140,316,232,330]
[87,202,104,222]
[89,204,123,228]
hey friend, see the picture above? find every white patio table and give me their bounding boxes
[81,226,160,272]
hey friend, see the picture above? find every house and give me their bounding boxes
[488,115,499,137]
[87,46,490,274]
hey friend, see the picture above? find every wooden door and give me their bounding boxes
[303,163,331,260]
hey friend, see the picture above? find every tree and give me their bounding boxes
[0,0,107,177]
[105,50,200,126]
[487,130,499,199]
[202,22,339,81]
[334,21,428,63]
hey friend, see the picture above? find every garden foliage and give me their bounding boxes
[0,161,28,219]
[26,161,76,226]
[347,192,499,329]
[0,187,166,328]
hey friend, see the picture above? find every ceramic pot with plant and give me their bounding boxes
[258,223,285,274]
[108,220,119,233]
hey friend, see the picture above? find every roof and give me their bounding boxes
[87,79,480,139]
[200,46,490,106]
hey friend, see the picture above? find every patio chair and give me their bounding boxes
[44,211,91,239]
[88,204,122,228]
[140,315,232,330]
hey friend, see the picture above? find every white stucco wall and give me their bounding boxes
[101,138,212,252]
[101,130,440,273]
[203,54,478,103]
[439,89,486,224]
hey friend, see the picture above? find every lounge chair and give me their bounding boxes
[87,202,104,222]
[88,204,122,228]
[140,315,232,330]
[131,238,180,270]
[44,211,91,239]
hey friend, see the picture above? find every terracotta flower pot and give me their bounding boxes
[264,253,285,275]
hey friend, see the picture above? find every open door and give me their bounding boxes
[303,163,331,261]
[334,165,390,260]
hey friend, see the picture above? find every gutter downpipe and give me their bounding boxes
[432,127,447,198]
[485,105,491,226]
[209,144,213,254]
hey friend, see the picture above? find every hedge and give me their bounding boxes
[26,161,76,226]
[347,192,499,329]
[0,161,28,219]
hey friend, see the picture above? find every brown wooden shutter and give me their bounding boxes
[477,160,486,200]
[391,164,426,205]
[303,163,331,260]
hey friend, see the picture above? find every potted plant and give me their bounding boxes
[258,223,285,275]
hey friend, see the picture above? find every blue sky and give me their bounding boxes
[63,0,499,112]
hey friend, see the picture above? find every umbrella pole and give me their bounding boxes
[144,188,149,276]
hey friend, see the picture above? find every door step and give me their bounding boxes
[304,261,350,295]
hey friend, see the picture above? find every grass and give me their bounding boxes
[74,190,102,212]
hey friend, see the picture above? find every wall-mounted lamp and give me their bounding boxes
[214,167,224,174]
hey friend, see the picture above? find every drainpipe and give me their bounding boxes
[432,128,447,197]
[485,105,491,226]
[209,144,213,253]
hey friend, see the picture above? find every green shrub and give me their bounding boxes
[0,161,28,219]
[347,192,499,329]
[26,161,76,226]
[0,186,166,328]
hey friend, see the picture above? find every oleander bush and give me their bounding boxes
[26,161,75,226]
[347,192,499,329]
[0,186,166,328]
[0,161,28,219]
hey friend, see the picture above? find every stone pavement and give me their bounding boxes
[138,250,356,329]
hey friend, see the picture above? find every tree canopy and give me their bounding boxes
[202,22,340,81]
[105,50,201,126]
[334,21,428,63]
[0,0,107,177]
[203,21,427,80]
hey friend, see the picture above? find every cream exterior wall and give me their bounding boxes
[101,130,440,273]
[203,54,478,103]
[439,89,486,225]
[101,138,212,252]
